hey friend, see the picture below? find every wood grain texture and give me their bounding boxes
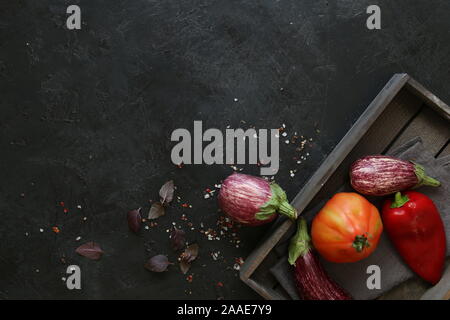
[388,107,450,156]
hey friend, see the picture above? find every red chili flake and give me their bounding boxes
[59,201,65,207]
[52,226,60,234]
[63,208,69,213]
[235,257,244,265]
[205,188,211,193]
[181,203,189,208]
[186,275,193,282]
[217,282,224,287]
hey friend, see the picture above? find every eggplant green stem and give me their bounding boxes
[288,218,311,265]
[414,163,440,187]
[278,200,298,220]
[255,183,298,221]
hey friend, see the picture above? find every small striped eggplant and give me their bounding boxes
[218,173,297,226]
[288,218,352,300]
[350,155,440,196]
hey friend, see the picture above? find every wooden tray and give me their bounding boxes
[240,73,450,300]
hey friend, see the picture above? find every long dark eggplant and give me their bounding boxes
[288,218,352,300]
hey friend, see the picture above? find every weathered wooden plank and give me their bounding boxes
[389,107,450,156]
[244,278,286,300]
[406,78,450,121]
[437,141,450,158]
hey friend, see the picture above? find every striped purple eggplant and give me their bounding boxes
[350,155,440,196]
[218,173,297,226]
[289,218,352,300]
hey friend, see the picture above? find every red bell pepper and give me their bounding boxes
[382,191,446,284]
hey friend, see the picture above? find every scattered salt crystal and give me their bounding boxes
[282,132,287,137]
[234,98,239,102]
[39,228,44,233]
[204,194,210,199]
[233,264,240,271]
[144,226,149,230]
[285,140,290,144]
[75,236,81,241]
[76,205,82,209]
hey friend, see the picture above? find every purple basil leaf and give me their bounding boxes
[148,202,165,220]
[127,208,142,233]
[182,243,199,263]
[159,180,175,204]
[170,228,186,251]
[180,260,191,274]
[144,255,171,272]
[75,242,104,260]
[179,243,199,273]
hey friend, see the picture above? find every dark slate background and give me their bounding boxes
[0,0,449,299]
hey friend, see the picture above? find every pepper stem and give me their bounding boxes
[390,192,409,208]
[352,234,370,253]
[414,163,440,187]
[288,218,311,265]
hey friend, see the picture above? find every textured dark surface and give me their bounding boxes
[0,0,449,299]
